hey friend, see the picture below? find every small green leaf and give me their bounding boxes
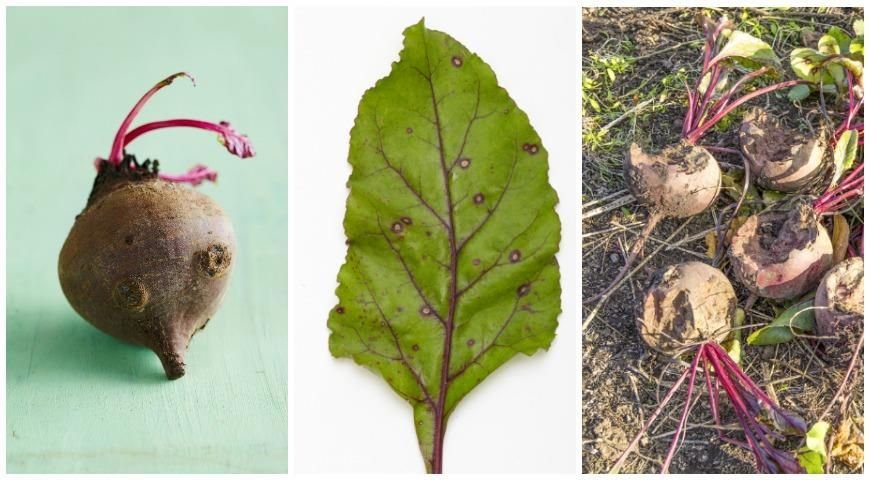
[850,37,864,57]
[607,68,616,83]
[747,297,815,346]
[798,421,830,474]
[712,30,780,67]
[788,84,811,102]
[762,189,786,204]
[586,95,601,113]
[831,129,859,189]
[329,19,561,472]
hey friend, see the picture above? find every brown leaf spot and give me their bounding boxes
[406,127,413,134]
[473,193,485,204]
[391,222,404,234]
[509,250,522,263]
[401,217,413,225]
[335,306,345,314]
[472,258,481,266]
[457,157,471,169]
[517,283,531,297]
[451,56,463,67]
[466,339,476,347]
[412,344,420,351]
[420,305,433,316]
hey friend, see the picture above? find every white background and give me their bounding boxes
[292,5,578,475]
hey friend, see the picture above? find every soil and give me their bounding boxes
[582,7,864,474]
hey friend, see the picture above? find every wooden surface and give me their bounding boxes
[6,7,288,473]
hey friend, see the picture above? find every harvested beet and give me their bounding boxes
[583,143,721,303]
[814,257,864,363]
[728,199,832,300]
[58,73,253,379]
[637,261,736,355]
[625,142,722,220]
[585,16,806,304]
[739,108,825,192]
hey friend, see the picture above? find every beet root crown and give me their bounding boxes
[101,72,255,185]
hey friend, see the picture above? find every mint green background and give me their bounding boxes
[6,7,288,473]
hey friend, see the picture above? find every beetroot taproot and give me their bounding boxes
[58,73,253,379]
[814,257,864,363]
[637,261,736,355]
[739,108,825,192]
[728,200,832,300]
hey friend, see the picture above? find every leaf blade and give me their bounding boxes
[328,19,561,472]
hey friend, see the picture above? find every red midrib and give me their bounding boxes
[421,34,458,475]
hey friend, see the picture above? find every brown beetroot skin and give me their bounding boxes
[625,142,721,219]
[815,257,864,363]
[739,108,825,193]
[637,261,736,356]
[58,158,235,379]
[728,201,832,300]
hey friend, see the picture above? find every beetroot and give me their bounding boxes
[728,200,833,300]
[58,73,254,379]
[739,108,826,192]
[585,16,806,303]
[637,261,735,355]
[613,261,806,474]
[814,257,864,363]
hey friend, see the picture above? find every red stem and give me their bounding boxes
[662,344,704,472]
[125,119,229,146]
[108,72,193,164]
[686,79,810,144]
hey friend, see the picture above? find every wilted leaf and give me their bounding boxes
[328,20,561,473]
[831,129,859,189]
[791,48,826,82]
[705,231,717,258]
[831,214,850,265]
[747,297,815,346]
[855,20,864,37]
[798,421,830,474]
[837,57,864,84]
[818,33,841,55]
[788,84,811,102]
[832,417,864,468]
[712,30,780,67]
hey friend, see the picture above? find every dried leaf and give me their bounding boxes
[328,20,560,472]
[704,231,717,258]
[831,213,850,265]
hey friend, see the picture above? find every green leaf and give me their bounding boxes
[798,421,830,474]
[712,30,780,68]
[825,26,853,56]
[831,129,859,189]
[788,84,811,102]
[849,37,864,57]
[328,19,561,473]
[790,48,826,82]
[747,297,815,346]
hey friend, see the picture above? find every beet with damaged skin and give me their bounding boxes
[728,199,833,300]
[637,261,736,356]
[814,257,864,363]
[625,142,722,220]
[57,73,253,379]
[739,108,826,192]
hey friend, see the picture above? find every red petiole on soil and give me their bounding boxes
[613,342,807,474]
